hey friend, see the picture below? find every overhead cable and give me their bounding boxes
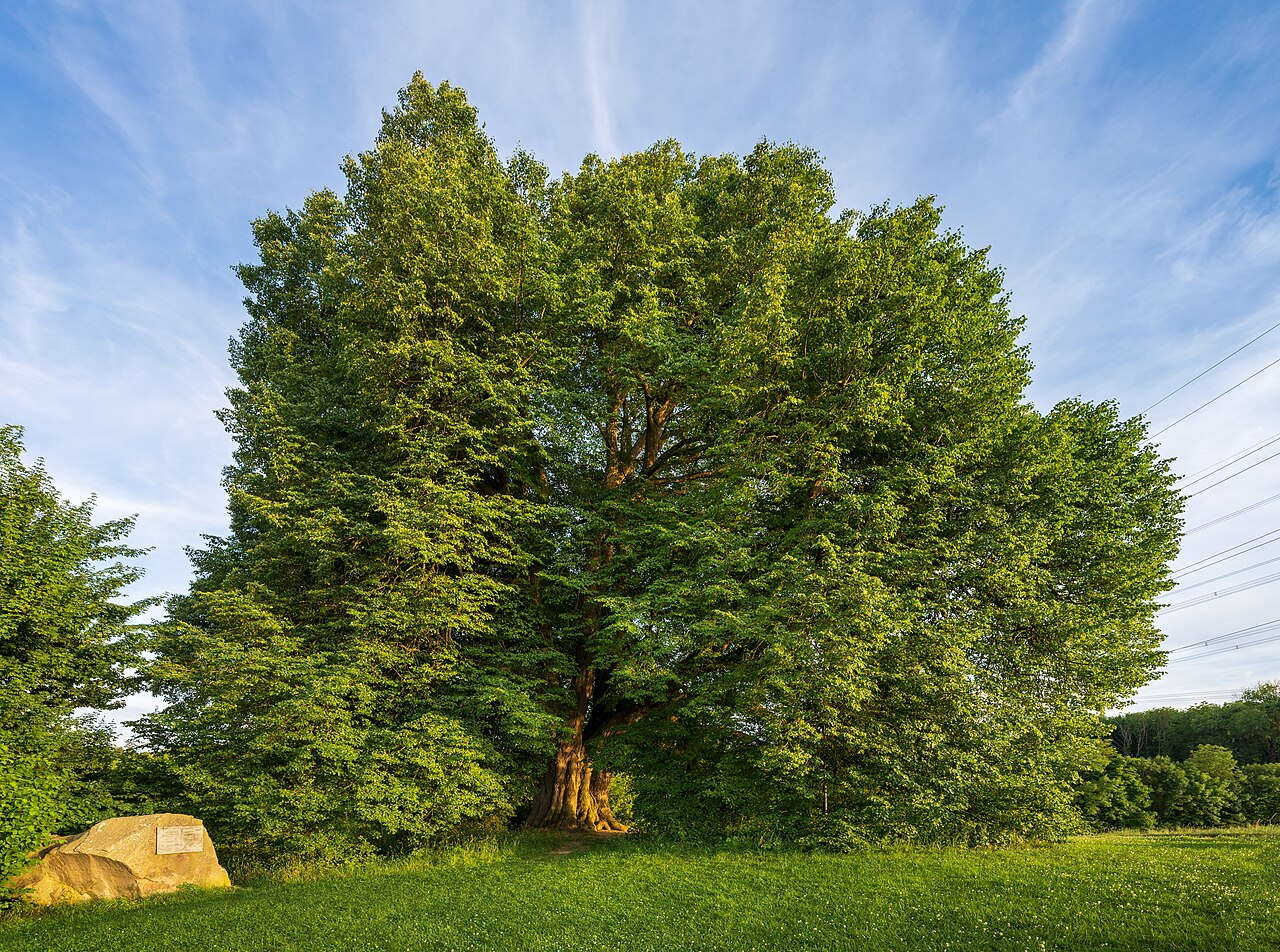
[1179,430,1280,488]
[1142,317,1280,415]
[1185,447,1280,497]
[1160,569,1280,614]
[1165,616,1280,653]
[1173,554,1280,593]
[1167,630,1280,664]
[1184,491,1280,535]
[1151,353,1280,438]
[1126,691,1243,703]
[1173,528,1280,577]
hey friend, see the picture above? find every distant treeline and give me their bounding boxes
[1074,684,1280,832]
[1107,683,1280,764]
[1076,745,1280,830]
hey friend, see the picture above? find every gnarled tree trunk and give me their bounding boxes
[525,501,636,833]
[525,737,626,832]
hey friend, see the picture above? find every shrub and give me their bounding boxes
[1177,745,1244,826]
[1241,764,1280,824]
[1075,755,1156,830]
[1137,757,1187,825]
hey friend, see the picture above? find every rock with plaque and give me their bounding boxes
[10,813,232,905]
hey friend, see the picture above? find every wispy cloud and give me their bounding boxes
[4,0,1280,711]
[0,220,68,351]
[579,0,621,158]
[1001,0,1136,122]
[0,208,238,610]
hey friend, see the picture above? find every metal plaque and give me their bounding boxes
[156,825,205,855]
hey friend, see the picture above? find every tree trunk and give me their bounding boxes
[525,535,630,833]
[525,738,627,832]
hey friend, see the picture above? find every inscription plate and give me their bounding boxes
[156,825,205,855]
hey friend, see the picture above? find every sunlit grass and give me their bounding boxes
[2,828,1276,950]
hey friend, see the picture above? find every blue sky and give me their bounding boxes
[3,0,1280,722]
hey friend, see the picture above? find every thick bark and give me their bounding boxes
[525,738,627,832]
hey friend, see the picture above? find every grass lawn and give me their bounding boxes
[1,828,1277,951]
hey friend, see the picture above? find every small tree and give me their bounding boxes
[1184,744,1243,784]
[1187,743,1246,824]
[1240,764,1280,824]
[1137,757,1188,824]
[1075,752,1156,831]
[0,426,152,891]
[1238,683,1280,763]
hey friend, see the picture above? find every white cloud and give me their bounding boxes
[1001,0,1137,123]
[5,0,1280,710]
[579,0,622,159]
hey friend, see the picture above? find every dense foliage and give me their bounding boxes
[1073,740,1280,830]
[0,426,151,896]
[1110,683,1280,763]
[140,75,1183,863]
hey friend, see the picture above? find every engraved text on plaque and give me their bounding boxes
[156,825,205,855]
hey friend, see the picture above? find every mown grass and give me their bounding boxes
[1,827,1277,951]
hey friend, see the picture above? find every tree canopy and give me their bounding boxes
[0,425,151,891]
[141,75,1182,861]
[0,426,150,739]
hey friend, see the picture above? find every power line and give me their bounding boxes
[1173,528,1280,577]
[1179,430,1280,487]
[1159,568,1280,613]
[1173,554,1280,593]
[1168,630,1280,664]
[1166,617,1280,653]
[1185,447,1280,497]
[1151,352,1280,438]
[1130,690,1243,702]
[1184,491,1280,535]
[1142,317,1280,415]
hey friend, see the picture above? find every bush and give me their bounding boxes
[1168,770,1238,826]
[1137,757,1188,825]
[1177,745,1244,826]
[1075,755,1156,830]
[1241,764,1280,824]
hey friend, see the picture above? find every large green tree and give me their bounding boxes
[0,425,151,889]
[143,76,1181,856]
[0,426,150,746]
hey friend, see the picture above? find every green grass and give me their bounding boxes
[2,828,1277,951]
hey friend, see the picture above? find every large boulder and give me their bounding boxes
[12,813,231,905]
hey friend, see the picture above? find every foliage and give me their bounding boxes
[1183,744,1243,784]
[1170,770,1239,828]
[0,426,152,893]
[142,75,1183,855]
[1241,764,1280,824]
[1074,750,1156,831]
[1131,751,1249,828]
[47,719,183,834]
[1137,756,1188,825]
[3,831,1280,950]
[1237,682,1280,762]
[1180,745,1244,826]
[1109,684,1280,764]
[0,426,151,736]
[137,80,560,867]
[0,743,59,905]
